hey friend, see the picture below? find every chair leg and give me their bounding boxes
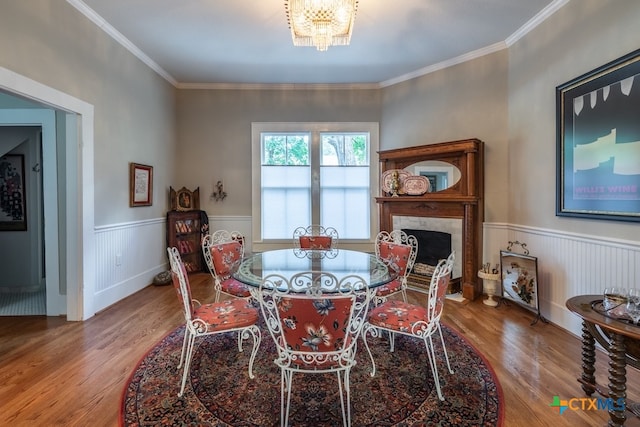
[282,369,293,427]
[437,323,454,374]
[336,370,350,427]
[178,333,197,397]
[425,335,444,401]
[389,330,396,352]
[361,325,377,377]
[244,325,261,379]
[177,327,189,369]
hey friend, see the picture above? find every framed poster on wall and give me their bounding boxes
[0,154,27,231]
[556,48,640,221]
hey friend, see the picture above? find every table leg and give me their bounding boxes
[581,321,596,396]
[607,333,626,427]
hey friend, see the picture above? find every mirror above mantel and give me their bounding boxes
[404,160,461,192]
[376,138,484,301]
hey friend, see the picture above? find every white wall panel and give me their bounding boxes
[483,222,640,338]
[94,218,166,313]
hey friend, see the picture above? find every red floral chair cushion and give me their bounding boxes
[374,278,403,297]
[367,275,449,332]
[377,242,412,275]
[192,299,259,332]
[172,261,258,330]
[276,296,353,367]
[220,278,251,298]
[367,299,428,332]
[298,235,333,250]
[210,241,243,278]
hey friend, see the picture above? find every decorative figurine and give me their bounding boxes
[390,170,400,197]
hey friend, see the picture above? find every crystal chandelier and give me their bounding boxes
[285,0,359,51]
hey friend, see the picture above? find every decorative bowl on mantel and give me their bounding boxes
[403,175,430,195]
[381,169,410,195]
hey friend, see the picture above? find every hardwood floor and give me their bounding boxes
[1,273,639,426]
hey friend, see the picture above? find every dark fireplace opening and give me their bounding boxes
[402,228,459,293]
[402,229,451,268]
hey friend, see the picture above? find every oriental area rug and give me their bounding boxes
[121,323,503,426]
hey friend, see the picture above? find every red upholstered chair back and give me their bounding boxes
[256,272,373,369]
[210,240,243,279]
[375,230,418,278]
[377,241,412,275]
[293,225,339,250]
[298,235,333,249]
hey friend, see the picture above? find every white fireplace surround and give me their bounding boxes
[393,215,463,279]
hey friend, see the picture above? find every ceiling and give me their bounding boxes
[74,0,562,88]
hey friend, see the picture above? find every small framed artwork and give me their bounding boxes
[556,48,640,221]
[0,154,27,231]
[500,242,544,324]
[169,186,200,211]
[129,162,153,207]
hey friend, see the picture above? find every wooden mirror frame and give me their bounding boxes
[376,138,484,300]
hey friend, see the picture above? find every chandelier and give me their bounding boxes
[285,0,359,51]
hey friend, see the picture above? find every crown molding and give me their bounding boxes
[176,82,381,90]
[506,0,570,46]
[66,0,178,86]
[68,0,567,90]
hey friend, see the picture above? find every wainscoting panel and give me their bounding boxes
[94,218,166,313]
[482,223,640,337]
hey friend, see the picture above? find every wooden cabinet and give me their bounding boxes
[166,210,209,273]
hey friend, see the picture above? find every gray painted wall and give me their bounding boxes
[176,88,381,216]
[508,0,640,241]
[0,0,178,226]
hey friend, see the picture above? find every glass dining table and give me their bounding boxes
[232,248,396,292]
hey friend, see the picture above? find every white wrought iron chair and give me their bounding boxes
[372,230,418,305]
[362,251,455,401]
[255,271,374,427]
[202,230,251,302]
[293,225,339,250]
[167,247,261,397]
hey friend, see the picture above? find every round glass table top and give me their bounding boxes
[233,248,396,289]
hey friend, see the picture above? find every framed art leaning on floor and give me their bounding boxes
[500,250,539,314]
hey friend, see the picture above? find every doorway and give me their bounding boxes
[0,125,45,315]
[0,65,96,321]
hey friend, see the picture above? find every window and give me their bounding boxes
[252,122,379,251]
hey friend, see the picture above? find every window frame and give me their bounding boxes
[251,122,379,252]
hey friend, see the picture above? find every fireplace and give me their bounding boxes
[402,229,452,269]
[399,222,462,293]
[376,139,484,300]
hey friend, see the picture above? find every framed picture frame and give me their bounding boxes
[169,186,200,211]
[0,154,27,231]
[500,249,539,316]
[556,48,640,221]
[129,162,153,207]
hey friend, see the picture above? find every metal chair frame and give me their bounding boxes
[167,247,261,397]
[255,271,374,427]
[362,251,455,401]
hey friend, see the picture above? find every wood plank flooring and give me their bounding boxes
[1,273,639,426]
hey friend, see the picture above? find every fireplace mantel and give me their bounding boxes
[376,138,484,300]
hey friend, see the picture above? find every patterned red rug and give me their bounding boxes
[121,323,503,426]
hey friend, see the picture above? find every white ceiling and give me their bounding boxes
[73,0,563,88]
